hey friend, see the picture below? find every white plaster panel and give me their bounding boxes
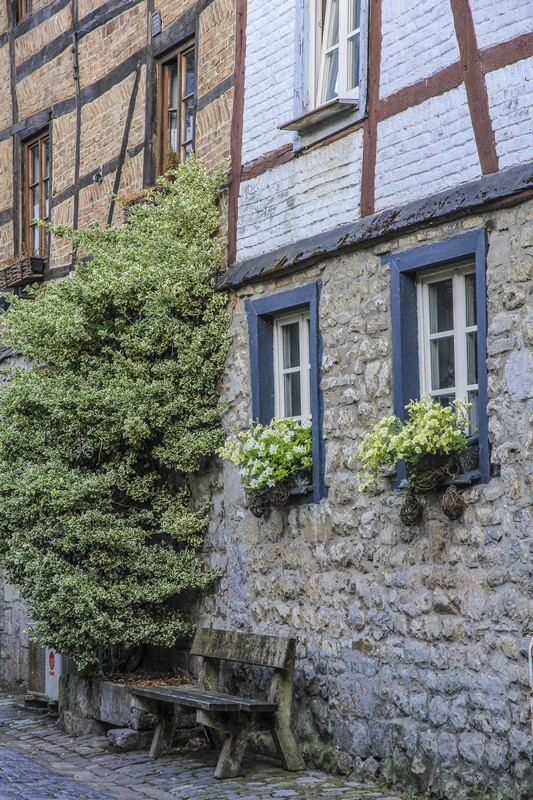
[470,0,532,50]
[486,57,533,169]
[374,85,481,212]
[237,130,363,261]
[241,0,296,164]
[380,0,460,98]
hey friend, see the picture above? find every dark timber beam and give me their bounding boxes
[227,0,247,264]
[219,160,533,290]
[449,0,498,175]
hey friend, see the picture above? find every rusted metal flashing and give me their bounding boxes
[218,160,533,290]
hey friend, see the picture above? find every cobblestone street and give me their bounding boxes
[0,697,407,800]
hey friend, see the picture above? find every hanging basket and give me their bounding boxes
[441,483,465,521]
[410,453,460,493]
[400,494,423,527]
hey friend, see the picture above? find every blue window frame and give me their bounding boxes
[385,229,490,484]
[246,282,326,503]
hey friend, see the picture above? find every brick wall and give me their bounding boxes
[0,0,235,268]
[241,0,295,164]
[379,0,460,99]
[374,86,481,213]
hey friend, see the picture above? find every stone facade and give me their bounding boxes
[200,202,533,800]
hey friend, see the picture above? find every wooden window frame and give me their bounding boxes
[159,40,196,170]
[417,263,479,432]
[313,0,362,107]
[14,0,30,24]
[246,282,327,503]
[273,310,311,420]
[386,229,490,484]
[24,132,50,259]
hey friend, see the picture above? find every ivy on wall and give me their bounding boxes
[0,159,229,672]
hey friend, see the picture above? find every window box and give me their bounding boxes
[0,254,46,290]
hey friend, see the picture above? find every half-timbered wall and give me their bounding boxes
[232,0,533,263]
[0,0,235,275]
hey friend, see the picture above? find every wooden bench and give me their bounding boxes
[128,627,305,779]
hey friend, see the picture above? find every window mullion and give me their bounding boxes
[453,271,467,405]
[301,316,311,418]
[338,0,347,96]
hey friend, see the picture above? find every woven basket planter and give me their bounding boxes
[0,255,33,289]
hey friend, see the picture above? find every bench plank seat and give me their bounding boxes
[128,685,278,713]
[129,627,304,779]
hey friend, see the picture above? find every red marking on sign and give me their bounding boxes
[49,651,55,674]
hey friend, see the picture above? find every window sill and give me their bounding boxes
[279,98,359,135]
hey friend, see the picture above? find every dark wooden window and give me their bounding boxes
[14,0,29,24]
[160,41,196,168]
[24,133,50,258]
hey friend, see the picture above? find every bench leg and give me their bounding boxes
[214,731,248,779]
[272,725,305,771]
[149,706,175,758]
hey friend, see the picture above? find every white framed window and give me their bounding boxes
[417,262,478,432]
[273,311,311,420]
[313,0,362,107]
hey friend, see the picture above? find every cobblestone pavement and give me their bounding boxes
[0,696,406,800]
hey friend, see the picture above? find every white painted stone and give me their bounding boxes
[241,0,296,164]
[469,0,531,50]
[374,86,481,212]
[237,130,363,261]
[486,58,533,170]
[380,0,460,98]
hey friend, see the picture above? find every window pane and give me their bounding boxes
[429,279,453,333]
[169,66,178,108]
[44,179,50,219]
[183,97,195,142]
[467,390,479,435]
[325,0,339,47]
[31,145,40,184]
[349,0,361,31]
[284,372,302,418]
[45,139,50,179]
[322,49,339,101]
[347,32,360,90]
[32,185,39,220]
[282,322,300,369]
[430,336,455,390]
[435,393,456,408]
[32,224,39,254]
[185,49,195,96]
[465,273,477,327]
[169,111,178,151]
[466,331,478,385]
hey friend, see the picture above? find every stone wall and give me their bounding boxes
[197,199,533,800]
[0,575,30,693]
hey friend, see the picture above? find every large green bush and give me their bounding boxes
[0,159,228,672]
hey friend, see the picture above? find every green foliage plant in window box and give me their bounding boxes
[357,396,471,526]
[219,417,312,517]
